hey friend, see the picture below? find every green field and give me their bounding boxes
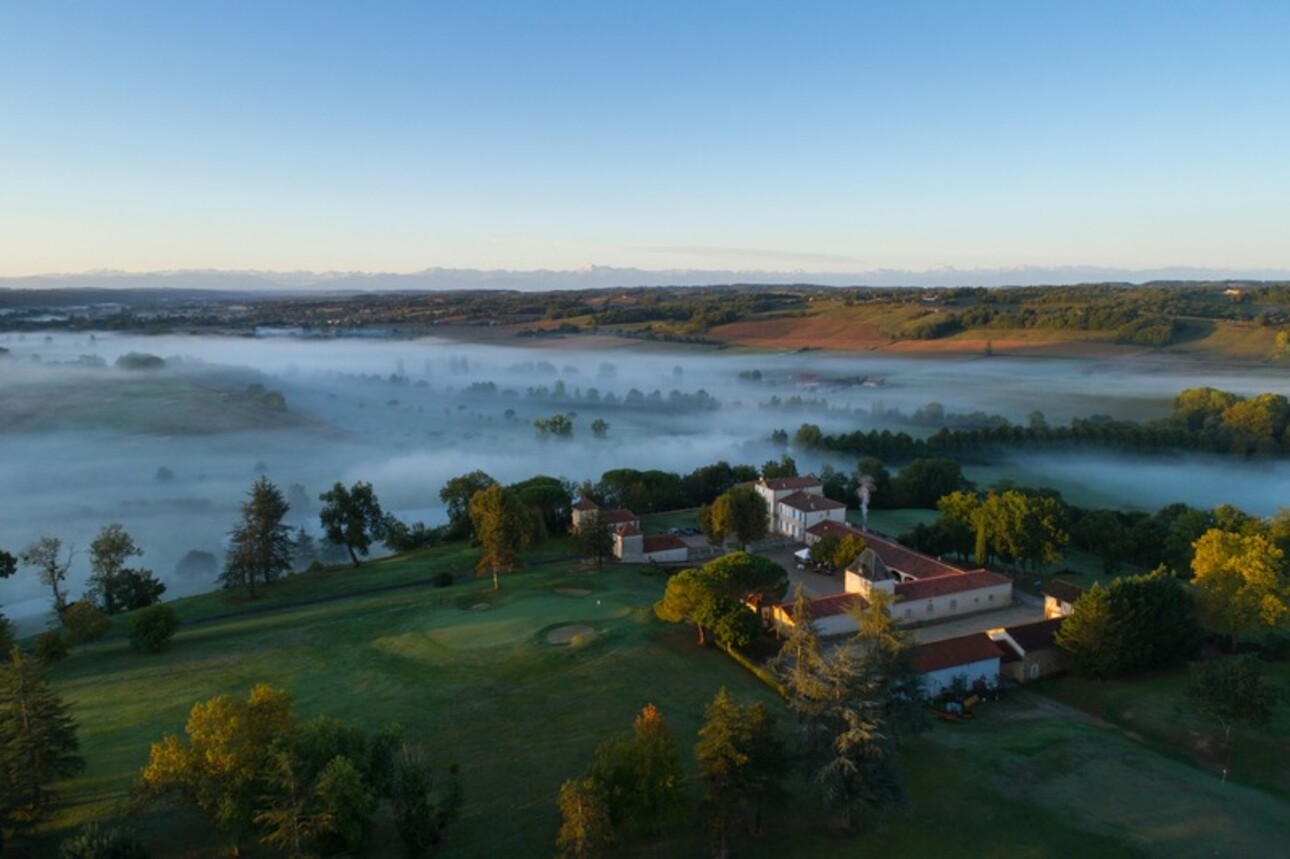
[27,545,1290,858]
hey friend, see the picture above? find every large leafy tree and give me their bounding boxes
[222,477,294,598]
[890,458,968,509]
[141,683,295,839]
[1056,570,1201,678]
[700,486,768,550]
[655,553,784,646]
[555,777,614,859]
[0,646,85,832]
[19,537,73,615]
[654,569,714,644]
[87,523,153,615]
[469,484,535,590]
[438,470,497,540]
[1190,528,1290,639]
[695,688,784,857]
[1186,655,1278,750]
[511,475,573,535]
[318,481,385,566]
[588,704,685,837]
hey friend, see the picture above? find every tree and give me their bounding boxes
[771,587,833,746]
[702,551,788,608]
[87,523,142,615]
[654,569,717,645]
[760,454,798,479]
[590,418,610,439]
[140,683,294,839]
[1190,529,1290,639]
[1055,571,1201,678]
[113,569,166,612]
[61,603,110,646]
[890,458,968,508]
[0,646,85,821]
[511,474,572,535]
[773,597,904,828]
[809,534,842,569]
[1186,655,1278,751]
[704,486,769,550]
[0,551,14,581]
[253,753,328,858]
[847,590,926,739]
[390,744,462,859]
[129,605,180,654]
[439,471,497,540]
[20,536,73,615]
[570,513,614,569]
[695,688,785,856]
[655,553,782,646]
[469,484,533,590]
[588,704,684,837]
[831,534,867,572]
[318,481,385,566]
[555,778,614,859]
[221,477,294,598]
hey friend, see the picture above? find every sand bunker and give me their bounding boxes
[546,624,594,645]
[555,588,592,597]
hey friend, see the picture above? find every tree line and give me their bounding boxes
[792,386,1290,461]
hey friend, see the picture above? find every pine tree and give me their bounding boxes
[695,688,784,857]
[222,477,293,598]
[0,646,85,819]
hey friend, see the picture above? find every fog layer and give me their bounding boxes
[1,330,1286,630]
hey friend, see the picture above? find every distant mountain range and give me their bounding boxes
[2,264,1287,293]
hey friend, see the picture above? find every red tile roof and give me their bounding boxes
[779,492,846,513]
[1002,618,1064,653]
[599,508,638,525]
[572,498,599,511]
[862,532,972,580]
[911,633,1004,673]
[642,534,686,553]
[807,520,865,540]
[615,523,642,537]
[895,570,1011,601]
[1043,580,1084,604]
[760,476,822,491]
[773,592,866,620]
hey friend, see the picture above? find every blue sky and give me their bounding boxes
[2,1,1288,278]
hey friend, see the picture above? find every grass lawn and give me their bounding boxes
[27,543,1290,857]
[1037,663,1290,801]
[36,555,786,857]
[849,507,938,538]
[641,508,701,534]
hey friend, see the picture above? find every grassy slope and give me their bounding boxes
[1038,664,1290,800]
[29,546,1290,858]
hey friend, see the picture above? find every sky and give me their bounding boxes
[2,1,1288,279]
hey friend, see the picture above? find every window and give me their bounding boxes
[904,609,912,619]
[950,599,957,611]
[926,601,934,614]
[988,594,994,601]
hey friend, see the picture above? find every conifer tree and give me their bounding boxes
[0,646,85,823]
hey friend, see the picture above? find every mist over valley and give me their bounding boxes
[3,328,1286,631]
